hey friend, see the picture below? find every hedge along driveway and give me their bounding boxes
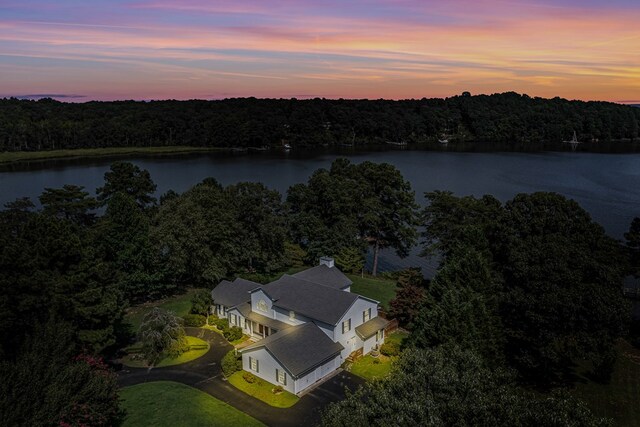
[122,336,210,368]
[227,371,299,408]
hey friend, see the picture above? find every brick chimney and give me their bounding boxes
[319,256,335,268]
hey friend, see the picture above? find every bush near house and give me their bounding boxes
[380,342,400,357]
[224,326,243,342]
[243,372,257,384]
[222,350,242,378]
[214,318,229,330]
[182,314,206,327]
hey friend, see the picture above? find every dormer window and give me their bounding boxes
[289,310,295,321]
[257,299,268,312]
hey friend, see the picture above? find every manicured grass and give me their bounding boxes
[122,336,210,368]
[385,330,410,348]
[348,274,398,310]
[120,381,264,427]
[0,146,227,164]
[228,371,299,408]
[125,288,206,331]
[350,354,394,381]
[571,341,640,426]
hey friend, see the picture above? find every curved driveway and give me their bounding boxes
[118,327,365,427]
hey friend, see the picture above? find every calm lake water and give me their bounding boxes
[1,149,639,275]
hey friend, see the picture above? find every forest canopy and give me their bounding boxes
[1,92,638,152]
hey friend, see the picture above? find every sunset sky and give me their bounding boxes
[1,0,639,102]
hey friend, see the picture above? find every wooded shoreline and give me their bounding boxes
[1,93,638,156]
[2,139,640,166]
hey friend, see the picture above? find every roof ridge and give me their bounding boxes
[274,274,353,294]
[241,323,311,351]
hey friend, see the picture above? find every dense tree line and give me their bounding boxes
[322,346,610,427]
[325,190,635,426]
[1,93,639,152]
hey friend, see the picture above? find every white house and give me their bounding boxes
[210,257,389,395]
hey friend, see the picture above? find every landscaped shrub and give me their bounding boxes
[214,318,229,330]
[380,341,400,357]
[373,358,381,364]
[126,346,144,354]
[182,314,206,327]
[223,326,243,342]
[243,372,257,383]
[222,350,242,377]
[273,385,284,394]
[188,344,209,351]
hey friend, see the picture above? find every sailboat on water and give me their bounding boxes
[563,131,581,151]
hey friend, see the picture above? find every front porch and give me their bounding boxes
[244,311,292,340]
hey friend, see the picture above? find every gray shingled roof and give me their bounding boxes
[211,278,261,307]
[232,302,252,318]
[246,310,292,332]
[292,264,352,290]
[262,275,359,325]
[241,323,344,377]
[355,317,389,339]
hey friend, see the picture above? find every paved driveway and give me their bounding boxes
[118,327,365,427]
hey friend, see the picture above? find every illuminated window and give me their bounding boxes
[276,369,287,385]
[376,329,384,341]
[250,357,259,372]
[257,299,268,312]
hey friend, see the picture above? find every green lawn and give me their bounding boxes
[385,330,409,347]
[120,381,264,427]
[126,288,206,331]
[349,332,408,381]
[228,371,299,408]
[122,336,210,368]
[0,146,227,164]
[571,341,640,426]
[348,274,398,310]
[350,355,394,381]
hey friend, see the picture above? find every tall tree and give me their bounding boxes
[225,182,287,272]
[625,217,640,277]
[39,184,98,225]
[96,161,157,208]
[321,345,608,427]
[287,159,417,275]
[421,191,503,259]
[497,193,629,381]
[388,268,428,328]
[420,191,630,383]
[0,208,123,358]
[409,248,504,364]
[95,192,164,302]
[138,308,188,366]
[357,161,418,276]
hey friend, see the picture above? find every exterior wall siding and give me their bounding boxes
[251,290,274,318]
[226,308,251,335]
[293,355,340,394]
[333,298,378,359]
[272,306,308,326]
[242,348,295,394]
